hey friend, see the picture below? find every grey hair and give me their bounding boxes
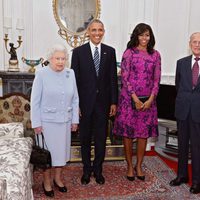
[190,32,200,42]
[46,44,68,61]
[87,19,104,30]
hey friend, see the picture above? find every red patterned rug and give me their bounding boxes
[33,156,200,200]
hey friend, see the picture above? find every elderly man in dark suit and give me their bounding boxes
[170,32,200,194]
[71,19,118,185]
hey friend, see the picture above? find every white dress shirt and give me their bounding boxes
[191,55,200,76]
[89,41,101,60]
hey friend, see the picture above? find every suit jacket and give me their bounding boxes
[31,66,79,128]
[175,55,200,122]
[71,42,118,116]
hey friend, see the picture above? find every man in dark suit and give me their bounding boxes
[170,32,200,194]
[71,19,118,185]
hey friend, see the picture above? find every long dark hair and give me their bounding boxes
[127,23,155,54]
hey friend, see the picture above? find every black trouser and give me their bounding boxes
[177,111,200,184]
[80,104,108,175]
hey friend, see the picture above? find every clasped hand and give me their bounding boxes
[135,100,152,111]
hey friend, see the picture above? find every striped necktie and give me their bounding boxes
[192,57,200,87]
[94,47,100,76]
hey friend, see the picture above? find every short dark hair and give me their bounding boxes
[87,19,104,30]
[127,23,155,54]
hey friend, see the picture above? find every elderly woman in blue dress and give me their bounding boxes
[31,44,79,197]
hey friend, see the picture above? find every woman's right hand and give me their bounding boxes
[34,126,42,134]
[135,101,144,110]
[132,94,144,111]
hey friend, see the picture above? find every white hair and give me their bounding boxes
[46,44,68,61]
[190,32,200,42]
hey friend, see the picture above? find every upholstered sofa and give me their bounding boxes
[0,122,33,200]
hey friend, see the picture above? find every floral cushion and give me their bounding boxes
[0,122,24,138]
[0,137,33,168]
[0,137,33,200]
[0,165,33,200]
[0,94,31,130]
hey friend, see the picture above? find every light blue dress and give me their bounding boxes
[31,66,79,166]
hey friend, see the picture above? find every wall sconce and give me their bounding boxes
[3,18,24,72]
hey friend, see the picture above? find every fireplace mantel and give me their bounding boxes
[0,71,35,97]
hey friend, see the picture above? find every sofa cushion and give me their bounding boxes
[0,94,31,130]
[0,137,33,168]
[0,122,24,138]
[0,137,33,200]
[0,163,33,200]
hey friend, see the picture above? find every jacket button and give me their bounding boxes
[96,89,99,93]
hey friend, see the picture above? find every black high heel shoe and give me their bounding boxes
[134,167,145,181]
[126,168,135,181]
[53,180,67,193]
[126,176,135,181]
[42,183,54,197]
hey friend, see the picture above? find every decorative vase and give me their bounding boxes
[22,57,44,73]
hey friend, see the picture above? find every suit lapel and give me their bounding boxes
[185,55,193,88]
[196,62,200,86]
[86,42,93,62]
[85,43,97,78]
[98,44,107,78]
[197,76,200,86]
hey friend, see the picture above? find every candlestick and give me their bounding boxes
[4,34,23,72]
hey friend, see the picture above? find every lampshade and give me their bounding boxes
[4,17,12,29]
[16,18,24,30]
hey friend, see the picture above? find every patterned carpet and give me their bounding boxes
[33,156,200,200]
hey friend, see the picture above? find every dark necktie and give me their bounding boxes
[94,47,100,76]
[192,57,200,87]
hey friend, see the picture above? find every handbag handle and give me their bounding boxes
[35,132,49,150]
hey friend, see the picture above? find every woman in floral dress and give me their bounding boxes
[113,23,161,181]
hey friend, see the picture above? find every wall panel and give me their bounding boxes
[0,0,200,82]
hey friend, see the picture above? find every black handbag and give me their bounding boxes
[131,96,149,109]
[30,132,52,169]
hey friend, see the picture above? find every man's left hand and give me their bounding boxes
[109,104,117,117]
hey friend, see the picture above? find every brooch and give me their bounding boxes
[66,71,70,78]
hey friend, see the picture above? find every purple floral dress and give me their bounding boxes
[113,48,161,139]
